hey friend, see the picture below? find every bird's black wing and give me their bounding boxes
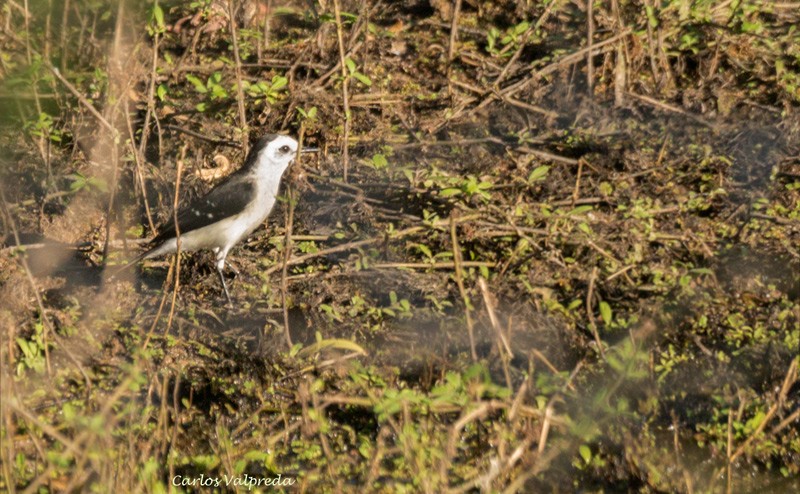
[150,174,255,245]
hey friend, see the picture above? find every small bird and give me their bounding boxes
[131,133,305,305]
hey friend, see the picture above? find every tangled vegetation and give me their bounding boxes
[1,0,798,492]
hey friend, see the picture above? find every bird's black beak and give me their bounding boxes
[301,147,319,154]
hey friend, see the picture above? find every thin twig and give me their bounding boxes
[729,358,798,462]
[493,0,559,87]
[586,266,606,358]
[102,3,126,263]
[627,91,712,127]
[726,407,733,494]
[332,0,351,181]
[163,124,241,148]
[262,214,482,276]
[571,158,584,206]
[371,261,495,270]
[478,277,512,358]
[101,143,119,262]
[537,401,555,454]
[164,143,187,335]
[45,62,117,136]
[228,0,249,151]
[506,29,631,98]
[586,0,594,96]
[280,167,298,348]
[142,259,174,347]
[124,99,156,234]
[137,19,160,162]
[447,0,463,91]
[451,212,477,362]
[436,30,630,134]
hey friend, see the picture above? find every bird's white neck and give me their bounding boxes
[252,153,291,180]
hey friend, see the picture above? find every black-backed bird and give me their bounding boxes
[131,134,303,305]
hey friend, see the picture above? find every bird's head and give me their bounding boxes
[249,134,299,176]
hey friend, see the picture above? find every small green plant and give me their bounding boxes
[15,322,47,374]
[654,344,690,381]
[296,105,318,121]
[439,174,493,201]
[68,172,108,193]
[344,57,372,87]
[319,11,358,25]
[147,2,166,36]
[487,21,530,56]
[242,75,288,105]
[527,165,550,184]
[24,111,63,142]
[368,152,388,170]
[186,71,229,111]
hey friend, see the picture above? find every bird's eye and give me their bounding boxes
[279,145,291,153]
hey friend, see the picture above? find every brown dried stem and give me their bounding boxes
[332,0,351,181]
[228,0,249,150]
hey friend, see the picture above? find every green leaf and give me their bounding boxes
[358,440,371,458]
[371,153,388,168]
[528,165,551,183]
[345,57,357,74]
[69,173,87,191]
[186,74,207,93]
[352,71,372,86]
[439,188,462,197]
[599,301,612,325]
[747,411,766,430]
[514,21,530,35]
[487,28,499,52]
[296,338,367,358]
[567,299,582,310]
[87,176,109,193]
[414,243,433,259]
[16,338,33,359]
[567,205,594,215]
[243,450,269,462]
[579,445,592,464]
[270,75,288,91]
[645,5,658,28]
[152,4,165,30]
[210,84,228,100]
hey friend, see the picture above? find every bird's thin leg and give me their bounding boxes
[216,254,233,307]
[225,260,240,276]
[217,266,233,307]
